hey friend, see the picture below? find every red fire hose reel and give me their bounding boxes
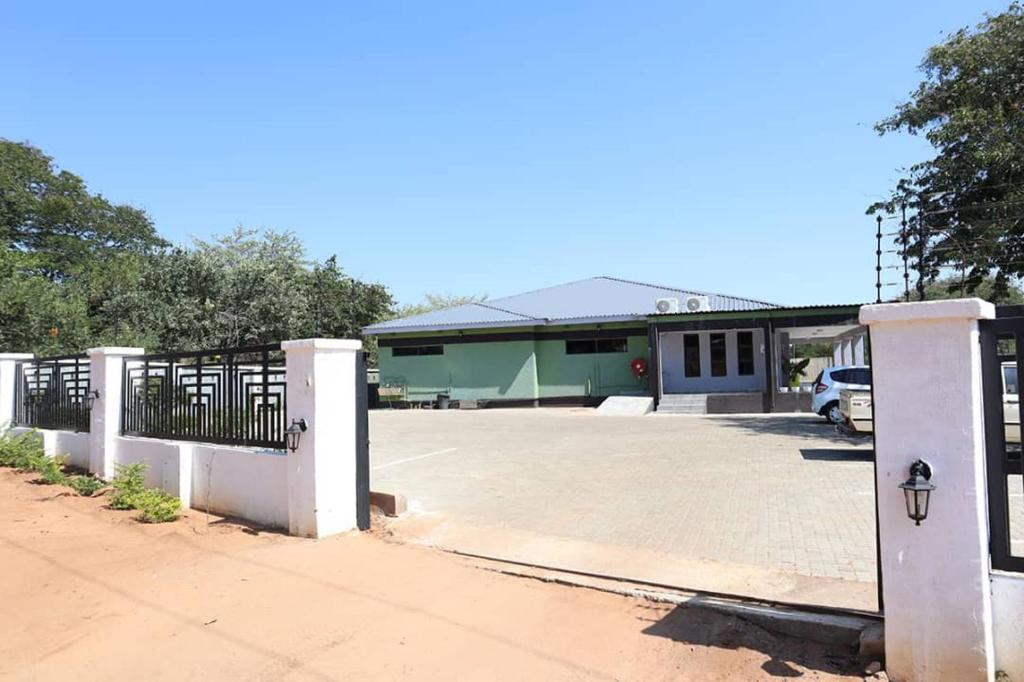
[630,357,648,378]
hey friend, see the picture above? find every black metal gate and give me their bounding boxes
[355,351,370,531]
[980,315,1024,572]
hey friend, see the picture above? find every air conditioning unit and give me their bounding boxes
[684,295,711,313]
[655,297,680,314]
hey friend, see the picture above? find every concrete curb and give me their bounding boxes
[459,554,879,648]
[369,490,407,517]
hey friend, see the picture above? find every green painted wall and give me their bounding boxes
[535,336,648,398]
[379,333,650,402]
[379,340,538,401]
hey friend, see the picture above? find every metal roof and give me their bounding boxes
[364,276,783,335]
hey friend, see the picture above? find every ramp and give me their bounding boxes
[595,396,653,415]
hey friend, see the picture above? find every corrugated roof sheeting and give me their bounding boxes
[364,276,785,334]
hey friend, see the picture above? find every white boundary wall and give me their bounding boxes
[992,571,1024,677]
[0,340,362,539]
[9,426,91,469]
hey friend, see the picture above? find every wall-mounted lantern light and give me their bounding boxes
[899,459,935,526]
[85,389,100,410]
[286,418,307,452]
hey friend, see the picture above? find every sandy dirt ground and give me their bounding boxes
[0,469,863,681]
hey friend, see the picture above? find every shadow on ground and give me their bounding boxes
[709,415,874,445]
[800,448,874,463]
[640,604,859,678]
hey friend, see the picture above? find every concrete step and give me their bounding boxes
[657,394,709,414]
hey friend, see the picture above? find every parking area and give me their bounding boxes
[370,409,878,611]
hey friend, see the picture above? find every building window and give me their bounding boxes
[683,334,701,377]
[710,333,727,377]
[737,331,755,376]
[565,338,628,355]
[392,345,444,357]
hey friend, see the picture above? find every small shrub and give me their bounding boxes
[0,431,45,469]
[66,474,105,497]
[134,489,181,523]
[109,462,147,510]
[34,454,69,485]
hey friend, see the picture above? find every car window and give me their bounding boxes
[1005,366,1019,395]
[850,368,872,385]
[830,369,849,383]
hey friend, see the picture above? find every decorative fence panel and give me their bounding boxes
[121,344,287,449]
[14,355,91,432]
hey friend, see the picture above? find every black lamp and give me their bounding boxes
[285,418,307,452]
[899,459,935,526]
[85,389,100,409]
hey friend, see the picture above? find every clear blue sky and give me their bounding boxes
[0,1,1007,306]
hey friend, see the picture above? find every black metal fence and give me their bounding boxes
[13,354,92,432]
[980,313,1024,572]
[121,344,287,449]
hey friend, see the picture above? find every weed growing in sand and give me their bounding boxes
[0,430,45,469]
[109,462,147,509]
[66,474,106,496]
[0,430,105,494]
[110,462,180,523]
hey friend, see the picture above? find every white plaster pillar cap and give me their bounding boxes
[86,347,146,357]
[0,353,35,360]
[281,338,363,352]
[860,298,995,325]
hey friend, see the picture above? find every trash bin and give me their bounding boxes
[436,393,450,410]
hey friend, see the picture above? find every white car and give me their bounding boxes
[1002,362,1021,445]
[835,362,1020,444]
[839,388,873,434]
[811,365,871,424]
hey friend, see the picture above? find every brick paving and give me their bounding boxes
[370,409,878,588]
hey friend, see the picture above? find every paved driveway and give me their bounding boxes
[370,409,878,610]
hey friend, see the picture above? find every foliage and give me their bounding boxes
[0,430,45,469]
[0,140,396,355]
[102,228,394,352]
[66,474,105,496]
[133,488,181,523]
[785,357,811,387]
[107,461,179,522]
[920,274,1024,304]
[870,4,1024,298]
[393,293,488,319]
[0,139,166,282]
[109,462,147,510]
[0,430,105,492]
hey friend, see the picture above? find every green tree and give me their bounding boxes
[871,4,1024,298]
[0,139,165,281]
[394,293,488,319]
[104,228,395,352]
[0,250,90,353]
[921,274,1024,304]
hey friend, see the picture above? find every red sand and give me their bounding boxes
[0,469,861,681]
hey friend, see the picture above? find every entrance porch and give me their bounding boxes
[649,307,865,413]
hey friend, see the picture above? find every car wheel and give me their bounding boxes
[824,401,843,425]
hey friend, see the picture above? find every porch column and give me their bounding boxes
[0,353,33,430]
[648,323,661,408]
[852,334,866,365]
[860,299,995,681]
[282,338,364,538]
[88,347,145,480]
[832,341,842,366]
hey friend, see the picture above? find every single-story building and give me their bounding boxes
[363,277,865,413]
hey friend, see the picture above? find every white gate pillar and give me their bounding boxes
[88,347,144,480]
[282,338,363,538]
[861,299,995,682]
[0,353,33,431]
